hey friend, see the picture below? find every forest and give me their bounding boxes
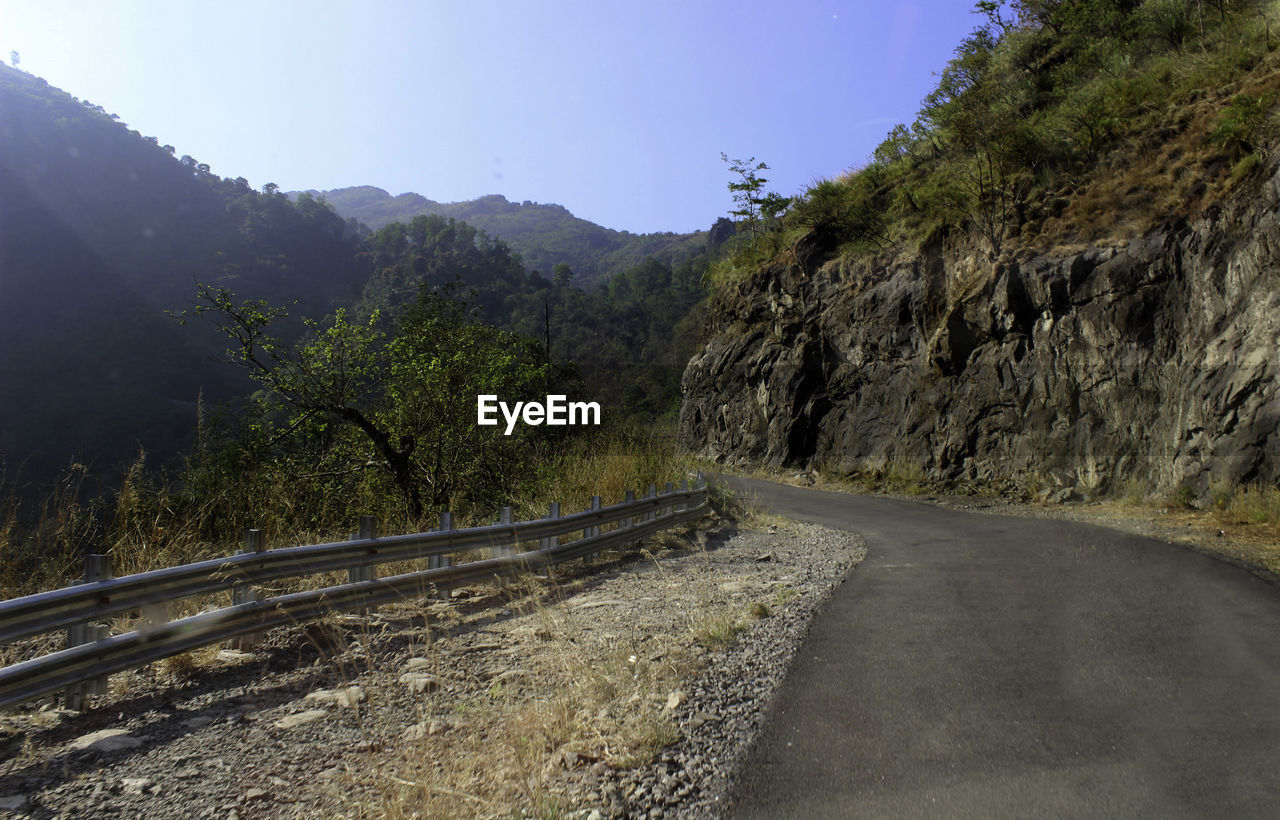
[0,60,709,594]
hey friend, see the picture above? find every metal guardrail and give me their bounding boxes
[0,479,709,710]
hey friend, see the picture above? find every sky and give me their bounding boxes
[0,1,982,235]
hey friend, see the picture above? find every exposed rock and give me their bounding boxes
[398,672,441,694]
[679,161,1280,497]
[70,728,143,753]
[401,720,439,741]
[273,709,328,729]
[303,685,364,708]
[121,777,155,795]
[707,216,737,250]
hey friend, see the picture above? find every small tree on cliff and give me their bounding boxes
[722,153,790,242]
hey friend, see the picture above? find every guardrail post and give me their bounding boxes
[232,529,265,649]
[647,484,658,522]
[65,553,112,708]
[664,482,674,516]
[348,516,378,615]
[540,502,560,551]
[234,530,263,606]
[536,502,559,578]
[432,511,453,599]
[350,516,378,585]
[623,490,635,529]
[498,507,514,558]
[87,554,112,697]
[678,480,689,512]
[429,511,453,570]
[586,496,602,538]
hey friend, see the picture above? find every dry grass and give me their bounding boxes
[1030,28,1280,256]
[812,458,935,496]
[355,528,753,818]
[1211,481,1280,525]
[528,433,693,522]
[728,460,1280,580]
[1055,491,1280,578]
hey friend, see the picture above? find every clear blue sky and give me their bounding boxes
[1,1,981,234]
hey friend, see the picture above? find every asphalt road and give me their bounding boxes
[723,476,1280,819]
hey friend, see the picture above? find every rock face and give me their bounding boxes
[680,163,1280,496]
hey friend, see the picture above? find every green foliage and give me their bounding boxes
[721,153,790,245]
[716,0,1280,282]
[787,178,885,250]
[1138,0,1197,51]
[1209,92,1276,156]
[359,214,706,424]
[0,64,710,591]
[185,281,556,521]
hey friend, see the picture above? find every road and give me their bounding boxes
[723,476,1280,818]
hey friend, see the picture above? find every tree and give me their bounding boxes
[722,153,773,240]
[184,282,552,519]
[1140,0,1196,51]
[975,0,1014,35]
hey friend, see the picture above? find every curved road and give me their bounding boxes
[724,476,1280,818]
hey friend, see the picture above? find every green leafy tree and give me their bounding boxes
[185,282,552,519]
[722,153,776,240]
[1139,0,1197,51]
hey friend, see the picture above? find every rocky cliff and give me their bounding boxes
[679,161,1280,498]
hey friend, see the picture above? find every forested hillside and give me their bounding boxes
[0,62,708,527]
[0,64,368,484]
[356,214,707,416]
[300,185,709,284]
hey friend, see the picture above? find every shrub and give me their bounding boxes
[1208,93,1276,157]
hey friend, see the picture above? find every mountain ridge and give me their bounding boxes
[297,185,709,284]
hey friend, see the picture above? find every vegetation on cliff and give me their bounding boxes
[710,0,1280,289]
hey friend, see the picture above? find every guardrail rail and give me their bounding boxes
[0,477,710,710]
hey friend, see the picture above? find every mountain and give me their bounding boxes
[0,62,710,490]
[296,186,708,284]
[679,0,1280,498]
[0,64,366,485]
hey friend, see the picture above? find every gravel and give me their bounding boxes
[0,518,864,818]
[590,523,864,819]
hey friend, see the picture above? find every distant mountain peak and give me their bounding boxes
[296,185,707,282]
